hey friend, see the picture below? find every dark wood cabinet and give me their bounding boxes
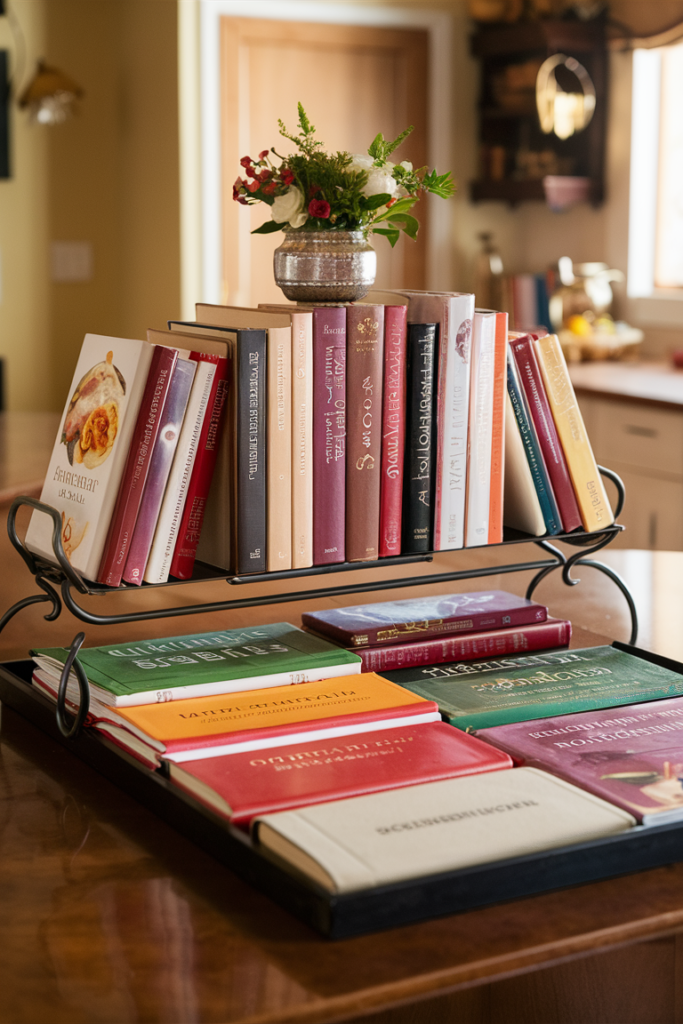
[469,17,607,207]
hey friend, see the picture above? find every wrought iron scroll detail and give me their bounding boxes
[55,631,90,739]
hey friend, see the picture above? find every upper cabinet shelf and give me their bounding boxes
[469,17,607,208]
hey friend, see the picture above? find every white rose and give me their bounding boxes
[350,153,374,172]
[400,160,413,172]
[271,186,308,228]
[363,167,399,199]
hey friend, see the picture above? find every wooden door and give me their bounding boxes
[220,17,429,308]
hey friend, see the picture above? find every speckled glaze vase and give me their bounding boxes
[273,229,377,303]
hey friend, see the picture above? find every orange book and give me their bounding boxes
[487,311,509,544]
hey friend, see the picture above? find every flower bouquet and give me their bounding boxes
[233,103,455,248]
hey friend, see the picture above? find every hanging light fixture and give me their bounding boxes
[18,59,83,125]
[536,53,596,140]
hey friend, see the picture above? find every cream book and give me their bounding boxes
[25,333,154,582]
[503,393,546,535]
[534,333,614,532]
[465,309,497,547]
[254,766,635,894]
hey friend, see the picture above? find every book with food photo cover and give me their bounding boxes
[25,334,155,582]
[382,646,683,731]
[31,623,362,707]
[167,720,514,829]
[478,695,683,825]
[31,669,441,768]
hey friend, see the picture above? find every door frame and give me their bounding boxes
[179,0,454,316]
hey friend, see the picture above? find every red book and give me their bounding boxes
[379,305,407,557]
[510,334,582,533]
[97,345,178,586]
[352,617,571,672]
[169,355,229,579]
[488,310,508,544]
[313,307,346,565]
[301,589,547,648]
[166,721,513,829]
[345,304,384,562]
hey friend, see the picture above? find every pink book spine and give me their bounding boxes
[510,335,582,532]
[122,359,196,585]
[354,618,571,672]
[169,354,229,579]
[97,345,178,587]
[379,305,407,557]
[312,307,346,565]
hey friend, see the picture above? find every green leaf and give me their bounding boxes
[362,192,392,211]
[388,213,419,240]
[367,132,385,161]
[372,226,400,247]
[382,125,414,159]
[251,219,287,235]
[422,169,456,198]
[371,197,417,224]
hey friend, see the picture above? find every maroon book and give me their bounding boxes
[167,720,513,829]
[97,345,178,587]
[379,305,407,557]
[301,589,547,648]
[122,358,196,585]
[510,335,582,533]
[313,307,346,565]
[478,696,683,825]
[345,304,384,562]
[169,354,229,579]
[352,617,571,672]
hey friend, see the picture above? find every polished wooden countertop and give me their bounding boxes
[569,359,683,409]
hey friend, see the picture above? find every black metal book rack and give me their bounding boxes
[1,465,637,742]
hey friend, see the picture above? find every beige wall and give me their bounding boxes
[0,0,180,412]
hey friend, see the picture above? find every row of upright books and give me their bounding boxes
[26,289,614,588]
[29,590,683,895]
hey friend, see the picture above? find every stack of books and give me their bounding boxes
[301,589,572,672]
[24,289,613,588]
[29,627,683,897]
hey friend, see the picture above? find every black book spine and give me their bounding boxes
[236,330,267,573]
[402,324,438,553]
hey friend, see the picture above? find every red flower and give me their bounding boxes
[280,167,294,186]
[246,179,261,193]
[240,156,253,168]
[237,196,249,205]
[263,181,278,195]
[232,177,244,200]
[259,149,269,160]
[257,168,273,182]
[308,199,331,219]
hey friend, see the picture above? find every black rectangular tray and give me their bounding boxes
[3,646,683,940]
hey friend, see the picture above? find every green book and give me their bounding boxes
[32,623,362,707]
[381,646,683,731]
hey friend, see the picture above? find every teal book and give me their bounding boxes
[382,646,683,731]
[32,623,362,707]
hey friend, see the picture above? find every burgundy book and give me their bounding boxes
[379,305,407,557]
[122,358,196,584]
[97,345,178,586]
[510,334,582,533]
[167,720,513,829]
[477,696,683,825]
[313,307,346,565]
[301,589,547,648]
[169,354,229,579]
[352,617,571,672]
[345,304,384,562]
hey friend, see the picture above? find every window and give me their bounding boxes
[628,42,683,313]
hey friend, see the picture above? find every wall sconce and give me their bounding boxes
[18,60,83,125]
[536,53,596,140]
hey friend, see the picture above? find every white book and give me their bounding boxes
[25,333,154,582]
[503,393,546,536]
[143,361,216,583]
[465,309,497,547]
[367,289,475,551]
[254,767,635,895]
